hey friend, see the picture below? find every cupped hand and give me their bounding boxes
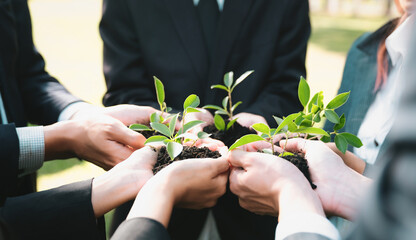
[282,139,371,220]
[325,142,366,174]
[233,112,267,128]
[70,114,146,170]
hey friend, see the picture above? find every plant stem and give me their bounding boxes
[228,90,233,119]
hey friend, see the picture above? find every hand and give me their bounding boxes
[183,108,214,133]
[282,139,372,220]
[228,150,322,217]
[183,137,225,151]
[126,147,230,227]
[233,112,267,128]
[325,142,366,174]
[91,146,158,216]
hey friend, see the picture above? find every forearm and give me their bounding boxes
[43,121,78,160]
[91,172,140,217]
[126,178,174,228]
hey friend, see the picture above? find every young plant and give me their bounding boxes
[229,76,363,154]
[204,70,254,131]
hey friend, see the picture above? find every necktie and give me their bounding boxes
[197,0,220,61]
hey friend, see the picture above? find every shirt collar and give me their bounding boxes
[386,14,415,66]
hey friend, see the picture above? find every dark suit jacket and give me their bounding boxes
[111,218,170,240]
[0,0,81,198]
[100,0,310,125]
[0,179,105,240]
[100,1,309,239]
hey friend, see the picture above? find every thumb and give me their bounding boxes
[109,121,146,149]
[208,157,230,176]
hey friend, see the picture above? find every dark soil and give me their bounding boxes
[203,121,256,147]
[153,146,221,174]
[139,130,162,139]
[277,152,317,189]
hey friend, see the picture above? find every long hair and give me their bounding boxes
[375,1,407,91]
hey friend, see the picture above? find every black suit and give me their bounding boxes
[112,218,170,240]
[100,0,310,238]
[0,0,80,199]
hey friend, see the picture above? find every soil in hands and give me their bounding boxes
[139,130,161,139]
[277,152,317,189]
[203,121,256,147]
[153,146,221,174]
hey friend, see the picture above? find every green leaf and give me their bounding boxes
[298,76,310,108]
[313,113,321,123]
[224,71,234,88]
[222,97,229,110]
[211,84,228,91]
[153,76,165,108]
[229,134,265,151]
[182,120,204,133]
[287,122,298,132]
[215,109,229,116]
[280,152,294,157]
[308,93,319,113]
[145,135,168,144]
[292,127,330,137]
[166,107,172,113]
[169,114,179,136]
[275,113,301,133]
[311,105,319,114]
[150,112,160,123]
[214,114,226,131]
[334,114,346,131]
[273,116,284,125]
[320,135,331,143]
[335,134,348,154]
[327,92,350,109]
[183,94,200,110]
[197,132,211,139]
[339,133,363,148]
[294,113,305,126]
[203,105,223,111]
[300,119,312,128]
[251,123,270,135]
[150,122,171,137]
[129,124,151,131]
[186,107,201,113]
[232,70,253,91]
[231,101,243,113]
[324,109,340,124]
[317,91,324,109]
[167,141,183,160]
[226,118,238,130]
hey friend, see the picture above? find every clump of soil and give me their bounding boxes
[139,130,160,139]
[203,121,256,147]
[278,152,316,189]
[153,146,221,174]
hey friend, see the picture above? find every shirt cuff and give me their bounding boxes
[275,212,341,240]
[16,126,45,174]
[58,102,97,121]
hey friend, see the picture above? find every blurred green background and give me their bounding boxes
[29,0,394,237]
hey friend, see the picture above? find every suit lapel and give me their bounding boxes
[162,0,208,79]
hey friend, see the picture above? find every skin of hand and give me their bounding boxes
[126,147,230,228]
[233,112,268,128]
[44,114,146,170]
[183,108,214,132]
[325,142,366,174]
[91,146,158,217]
[228,150,325,220]
[282,139,372,220]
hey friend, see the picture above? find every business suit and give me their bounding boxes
[0,0,80,198]
[100,0,310,238]
[0,180,105,240]
[111,218,170,240]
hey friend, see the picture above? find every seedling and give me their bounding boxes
[133,77,209,160]
[204,70,254,131]
[229,76,363,154]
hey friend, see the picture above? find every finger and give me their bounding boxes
[109,122,146,149]
[229,168,245,195]
[280,138,308,154]
[228,149,255,168]
[208,157,230,175]
[129,146,159,165]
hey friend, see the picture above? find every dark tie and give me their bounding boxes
[197,0,220,61]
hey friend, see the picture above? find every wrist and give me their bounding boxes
[43,121,79,160]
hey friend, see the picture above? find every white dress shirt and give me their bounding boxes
[354,14,415,165]
[193,0,224,11]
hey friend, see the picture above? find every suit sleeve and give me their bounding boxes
[100,0,159,109]
[244,0,310,122]
[111,218,170,240]
[0,179,105,240]
[12,0,81,125]
[0,124,19,202]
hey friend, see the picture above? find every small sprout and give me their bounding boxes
[229,76,362,155]
[129,124,152,131]
[204,70,254,131]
